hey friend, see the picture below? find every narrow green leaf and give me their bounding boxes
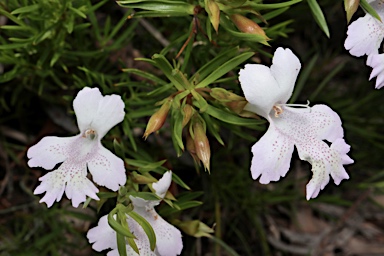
[249,0,302,9]
[116,233,128,256]
[69,6,87,19]
[108,210,136,238]
[127,211,157,251]
[128,191,160,201]
[202,105,264,127]
[152,54,185,91]
[360,0,381,21]
[11,4,39,14]
[196,52,254,88]
[307,0,330,38]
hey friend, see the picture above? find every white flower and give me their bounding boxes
[344,0,384,57]
[239,48,354,200]
[87,171,183,256]
[367,53,384,88]
[27,87,126,207]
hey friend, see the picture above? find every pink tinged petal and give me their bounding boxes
[87,215,118,252]
[27,136,78,170]
[309,105,343,142]
[239,47,301,118]
[152,171,172,199]
[33,170,66,208]
[344,14,384,57]
[64,165,99,208]
[250,124,294,183]
[73,87,104,134]
[88,144,126,191]
[131,206,183,256]
[126,216,156,256]
[269,106,352,199]
[153,216,183,256]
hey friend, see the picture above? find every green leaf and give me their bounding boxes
[122,68,168,85]
[360,0,381,21]
[127,211,157,251]
[202,105,264,127]
[117,1,195,16]
[116,233,128,256]
[191,47,240,82]
[307,0,330,38]
[196,52,254,88]
[108,210,136,238]
[249,0,302,9]
[128,191,160,201]
[11,4,39,14]
[152,54,185,91]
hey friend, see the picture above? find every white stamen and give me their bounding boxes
[273,100,311,117]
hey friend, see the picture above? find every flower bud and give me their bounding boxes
[173,219,214,238]
[344,0,359,23]
[193,121,211,172]
[143,99,172,139]
[182,104,194,128]
[210,88,244,102]
[205,0,220,33]
[186,131,200,164]
[230,14,270,44]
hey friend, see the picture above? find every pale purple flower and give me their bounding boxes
[27,87,126,207]
[87,171,183,256]
[239,47,354,200]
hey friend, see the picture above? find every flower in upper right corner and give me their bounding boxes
[344,0,384,89]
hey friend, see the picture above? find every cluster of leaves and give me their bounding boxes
[1,0,384,255]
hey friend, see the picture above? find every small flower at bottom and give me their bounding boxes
[239,47,354,200]
[87,171,183,256]
[27,87,126,207]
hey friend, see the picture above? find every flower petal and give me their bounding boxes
[34,170,67,208]
[239,48,301,118]
[87,215,117,252]
[126,216,156,255]
[131,206,182,256]
[250,124,294,183]
[73,87,125,138]
[27,136,77,170]
[268,105,352,199]
[344,14,384,57]
[87,144,126,191]
[152,171,172,199]
[64,163,99,207]
[305,139,352,200]
[367,53,384,89]
[73,87,103,134]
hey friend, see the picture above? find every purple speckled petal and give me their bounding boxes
[345,14,384,57]
[87,143,126,191]
[269,105,352,199]
[250,124,294,183]
[27,136,78,170]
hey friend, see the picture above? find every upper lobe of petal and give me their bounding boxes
[73,87,125,138]
[239,48,301,118]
